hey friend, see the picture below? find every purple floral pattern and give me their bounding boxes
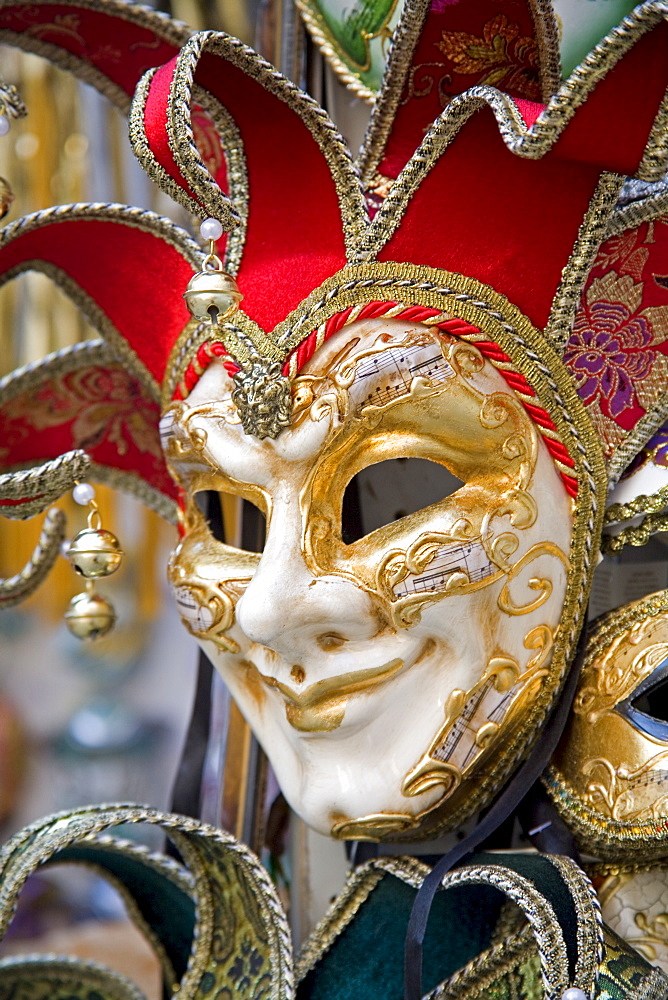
[565,273,668,454]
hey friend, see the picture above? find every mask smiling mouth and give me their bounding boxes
[254,657,408,733]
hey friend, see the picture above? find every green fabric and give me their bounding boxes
[298,875,503,1000]
[598,927,660,1000]
[52,844,195,982]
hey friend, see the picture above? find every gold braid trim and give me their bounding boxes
[0,956,145,1000]
[0,339,112,404]
[527,0,561,101]
[86,463,177,523]
[0,0,191,114]
[546,173,623,352]
[0,453,91,520]
[546,855,603,993]
[358,0,434,186]
[610,185,668,236]
[359,0,561,184]
[602,512,668,555]
[47,833,194,991]
[131,30,368,253]
[360,1,668,190]
[0,508,66,606]
[299,857,571,999]
[605,482,668,523]
[193,86,248,277]
[129,69,221,225]
[545,765,668,859]
[425,926,537,1000]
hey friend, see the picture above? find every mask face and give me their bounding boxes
[162,318,573,840]
[549,591,668,857]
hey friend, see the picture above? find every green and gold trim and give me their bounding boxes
[0,804,294,1000]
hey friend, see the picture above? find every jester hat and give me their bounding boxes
[3,0,668,833]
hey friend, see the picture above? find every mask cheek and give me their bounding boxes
[167,524,258,655]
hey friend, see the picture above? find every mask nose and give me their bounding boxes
[234,534,379,658]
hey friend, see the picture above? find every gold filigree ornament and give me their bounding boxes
[2,0,668,841]
[546,588,668,861]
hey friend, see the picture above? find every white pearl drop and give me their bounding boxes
[0,116,10,137]
[72,482,95,505]
[200,216,223,242]
[562,988,587,1000]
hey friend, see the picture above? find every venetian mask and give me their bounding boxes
[2,1,668,845]
[546,588,668,860]
[163,316,576,840]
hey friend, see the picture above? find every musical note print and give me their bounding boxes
[175,586,214,633]
[349,341,455,412]
[393,539,495,599]
[431,677,518,771]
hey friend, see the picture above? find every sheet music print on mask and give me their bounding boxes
[348,337,456,411]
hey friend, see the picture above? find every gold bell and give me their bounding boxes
[67,526,123,578]
[64,589,116,641]
[183,257,242,324]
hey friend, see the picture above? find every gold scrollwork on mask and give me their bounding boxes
[574,626,668,723]
[402,624,554,801]
[167,573,244,654]
[497,542,570,617]
[581,752,668,822]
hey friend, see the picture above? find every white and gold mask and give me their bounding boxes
[163,317,577,840]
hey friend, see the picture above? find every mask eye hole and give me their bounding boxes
[341,458,464,545]
[632,675,668,723]
[194,491,266,553]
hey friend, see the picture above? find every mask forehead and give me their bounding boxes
[162,312,590,841]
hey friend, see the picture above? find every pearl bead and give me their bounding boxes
[562,988,587,1000]
[0,116,10,137]
[200,217,223,242]
[72,482,95,505]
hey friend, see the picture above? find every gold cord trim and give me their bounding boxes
[0,507,66,606]
[0,452,91,520]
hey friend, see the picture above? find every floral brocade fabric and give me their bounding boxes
[565,218,668,462]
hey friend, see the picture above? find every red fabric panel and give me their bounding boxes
[193,51,348,332]
[378,113,601,329]
[552,22,668,174]
[0,362,176,500]
[514,98,543,128]
[0,219,192,383]
[144,60,198,199]
[380,0,543,179]
[0,3,184,96]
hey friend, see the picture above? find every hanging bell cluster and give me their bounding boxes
[63,483,123,641]
[183,217,242,326]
